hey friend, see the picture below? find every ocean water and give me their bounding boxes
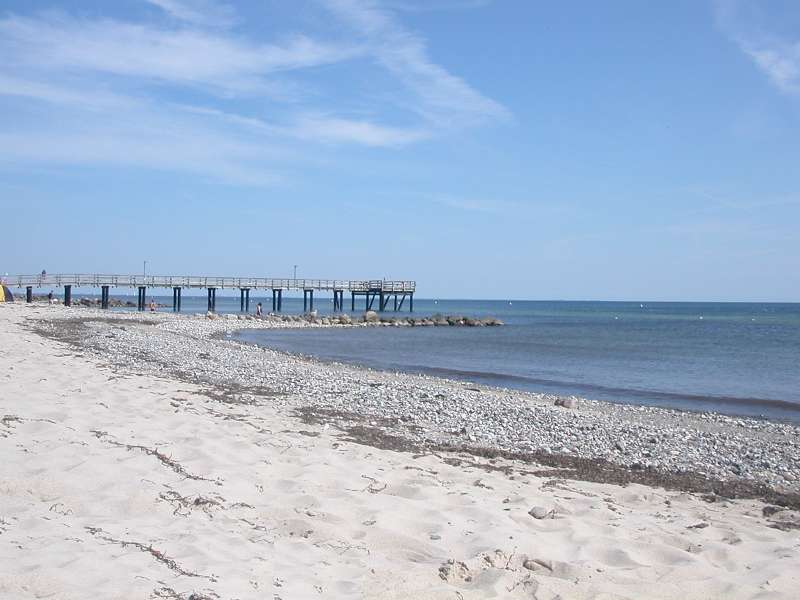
[224,299,800,423]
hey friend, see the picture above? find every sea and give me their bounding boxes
[110,295,800,422]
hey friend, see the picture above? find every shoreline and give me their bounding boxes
[234,329,800,426]
[3,301,800,598]
[25,304,800,502]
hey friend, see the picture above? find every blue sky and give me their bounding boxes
[1,0,798,301]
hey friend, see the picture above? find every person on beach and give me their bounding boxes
[47,291,53,304]
[256,302,262,317]
[149,299,156,312]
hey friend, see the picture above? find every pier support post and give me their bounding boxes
[64,285,72,307]
[303,289,314,312]
[272,289,283,312]
[137,286,146,311]
[101,285,109,309]
[245,288,250,312]
[240,288,246,312]
[207,287,216,312]
[379,291,385,312]
[351,292,355,312]
[409,293,413,312]
[26,286,32,303]
[173,287,182,312]
[394,294,398,311]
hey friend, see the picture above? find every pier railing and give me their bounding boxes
[9,274,416,293]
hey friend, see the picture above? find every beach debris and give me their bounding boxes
[91,430,214,482]
[84,526,216,581]
[158,491,225,517]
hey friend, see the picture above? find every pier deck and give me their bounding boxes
[9,274,416,313]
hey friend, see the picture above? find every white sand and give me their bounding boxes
[1,303,799,599]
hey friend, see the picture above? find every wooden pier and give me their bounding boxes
[9,274,416,313]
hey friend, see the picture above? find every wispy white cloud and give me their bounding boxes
[145,0,237,28]
[291,114,429,146]
[176,104,427,146]
[714,0,800,94]
[0,1,506,185]
[0,13,359,95]
[0,97,286,186]
[322,0,509,127]
[743,42,800,93]
[0,74,137,111]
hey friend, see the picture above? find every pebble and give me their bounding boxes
[528,506,551,519]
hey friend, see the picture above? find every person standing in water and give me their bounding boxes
[256,302,263,316]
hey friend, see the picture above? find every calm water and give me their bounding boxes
[225,299,800,422]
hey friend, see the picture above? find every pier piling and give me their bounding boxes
[207,287,217,312]
[137,287,146,311]
[64,285,72,307]
[101,286,110,309]
[240,288,251,313]
[272,289,283,312]
[26,286,32,303]
[303,289,314,312]
[172,287,182,312]
[333,290,344,312]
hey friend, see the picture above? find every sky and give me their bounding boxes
[1,0,798,301]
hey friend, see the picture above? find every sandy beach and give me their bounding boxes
[2,302,799,600]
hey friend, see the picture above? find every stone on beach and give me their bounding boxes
[554,397,577,409]
[528,506,553,519]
